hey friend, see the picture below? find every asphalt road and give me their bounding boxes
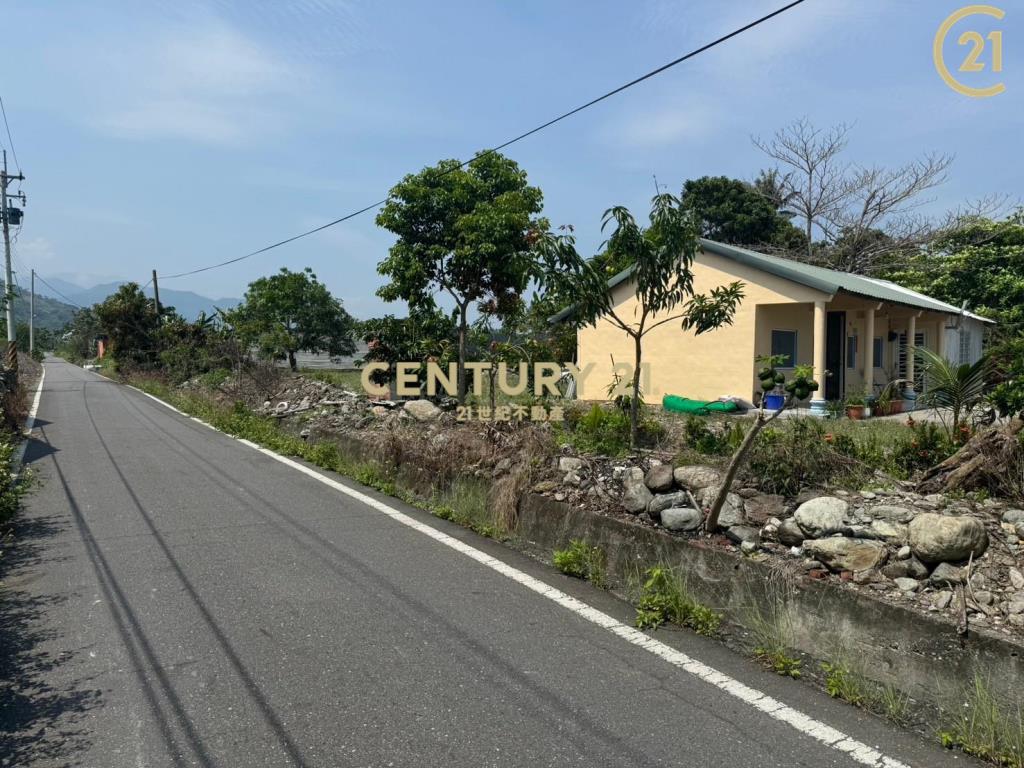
[1,359,982,767]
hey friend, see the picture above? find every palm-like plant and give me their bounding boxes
[915,347,990,441]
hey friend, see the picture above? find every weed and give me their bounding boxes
[940,676,1024,767]
[876,683,912,726]
[634,565,721,636]
[744,570,802,678]
[821,661,866,706]
[756,648,803,679]
[553,540,608,588]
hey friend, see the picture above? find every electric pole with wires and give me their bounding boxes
[1,149,25,374]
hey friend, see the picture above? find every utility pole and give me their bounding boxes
[1,150,25,373]
[29,268,34,355]
[152,269,161,316]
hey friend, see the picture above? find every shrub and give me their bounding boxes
[0,437,30,527]
[565,404,631,456]
[748,418,866,496]
[892,420,954,476]
[553,540,608,588]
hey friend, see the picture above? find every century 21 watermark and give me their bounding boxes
[934,5,1006,98]
[360,361,654,422]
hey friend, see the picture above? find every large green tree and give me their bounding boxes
[94,283,161,366]
[375,152,544,402]
[539,194,745,448]
[680,176,804,250]
[226,268,356,371]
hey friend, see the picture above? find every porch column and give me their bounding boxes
[810,300,827,416]
[863,306,875,392]
[936,318,947,360]
[904,313,917,406]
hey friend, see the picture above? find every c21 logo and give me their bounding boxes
[933,5,1006,98]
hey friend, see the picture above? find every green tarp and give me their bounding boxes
[662,395,740,415]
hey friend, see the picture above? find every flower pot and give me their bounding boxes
[889,400,905,414]
[763,393,786,411]
[845,405,866,420]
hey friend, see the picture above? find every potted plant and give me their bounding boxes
[877,378,909,415]
[844,390,867,420]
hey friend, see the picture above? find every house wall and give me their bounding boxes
[575,249,830,403]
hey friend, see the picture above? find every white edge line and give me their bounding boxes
[124,379,910,768]
[13,364,46,475]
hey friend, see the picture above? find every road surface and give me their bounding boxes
[1,359,978,767]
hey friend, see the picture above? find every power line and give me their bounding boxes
[159,0,807,281]
[33,272,82,309]
[0,95,20,174]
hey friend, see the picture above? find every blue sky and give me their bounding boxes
[4,1,1020,317]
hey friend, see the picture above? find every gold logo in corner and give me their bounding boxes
[934,5,1006,98]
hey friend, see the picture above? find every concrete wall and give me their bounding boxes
[516,493,1024,709]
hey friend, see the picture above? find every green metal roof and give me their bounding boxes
[549,239,994,324]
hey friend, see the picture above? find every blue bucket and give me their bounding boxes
[763,393,786,411]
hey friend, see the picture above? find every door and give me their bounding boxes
[825,311,846,401]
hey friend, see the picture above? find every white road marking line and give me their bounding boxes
[13,365,46,473]
[126,380,910,768]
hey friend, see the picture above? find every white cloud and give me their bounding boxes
[611,105,715,148]
[91,20,302,145]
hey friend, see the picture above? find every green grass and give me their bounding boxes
[300,368,365,392]
[940,676,1024,768]
[553,540,608,588]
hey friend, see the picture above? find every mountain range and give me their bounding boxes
[34,278,240,322]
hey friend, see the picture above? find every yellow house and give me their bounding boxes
[565,240,993,411]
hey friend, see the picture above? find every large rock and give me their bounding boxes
[558,456,584,473]
[660,507,703,532]
[672,465,721,491]
[403,399,442,421]
[909,513,989,564]
[743,494,785,526]
[881,556,928,580]
[648,491,690,514]
[803,538,886,573]
[870,505,915,523]
[622,483,654,514]
[645,464,675,492]
[777,518,805,547]
[1002,509,1024,526]
[869,519,909,545]
[929,562,964,586]
[794,497,849,538]
[699,485,744,527]
[621,467,645,487]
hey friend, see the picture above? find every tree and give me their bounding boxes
[94,283,161,366]
[915,347,989,442]
[360,308,457,392]
[538,194,745,448]
[375,152,545,403]
[753,118,953,273]
[706,357,818,531]
[225,268,356,372]
[679,176,804,250]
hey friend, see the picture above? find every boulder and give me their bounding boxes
[909,513,989,564]
[869,519,909,545]
[725,525,761,545]
[870,505,915,523]
[660,507,703,532]
[777,518,806,547]
[558,456,584,473]
[622,483,654,514]
[1010,568,1024,591]
[1002,509,1024,526]
[794,497,849,538]
[621,467,646,487]
[929,562,964,586]
[672,465,721,491]
[648,491,690,515]
[881,556,928,580]
[645,464,675,492]
[894,577,920,592]
[699,485,744,527]
[743,494,785,526]
[803,538,886,573]
[403,399,442,421]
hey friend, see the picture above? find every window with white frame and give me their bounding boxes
[770,329,798,368]
[959,328,973,365]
